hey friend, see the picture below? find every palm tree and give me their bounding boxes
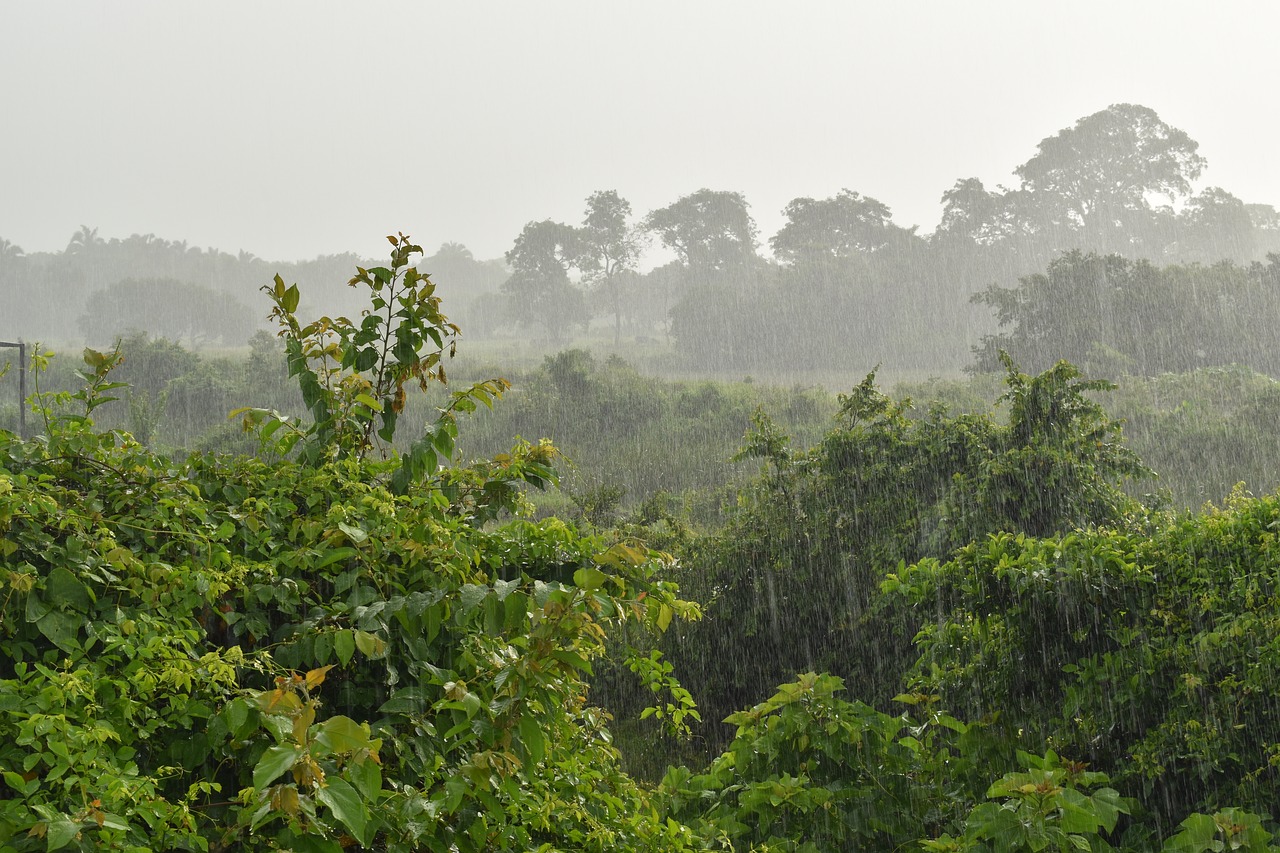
[65,225,103,255]
[0,238,24,264]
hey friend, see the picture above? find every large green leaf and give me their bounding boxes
[37,610,82,653]
[316,776,371,846]
[45,816,80,851]
[334,629,356,666]
[313,716,372,755]
[45,566,93,613]
[253,744,304,790]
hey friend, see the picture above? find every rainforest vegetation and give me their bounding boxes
[7,104,1280,850]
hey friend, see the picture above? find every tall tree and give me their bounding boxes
[78,278,258,347]
[1014,103,1205,254]
[578,190,645,345]
[1248,203,1280,256]
[65,224,104,255]
[502,220,589,342]
[770,189,915,264]
[934,178,1037,248]
[1176,186,1256,263]
[644,189,759,275]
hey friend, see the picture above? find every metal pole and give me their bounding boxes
[18,341,25,440]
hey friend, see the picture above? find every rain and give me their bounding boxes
[4,3,1280,850]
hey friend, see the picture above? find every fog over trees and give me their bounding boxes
[5,104,1278,379]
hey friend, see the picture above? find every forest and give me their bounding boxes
[5,103,1280,851]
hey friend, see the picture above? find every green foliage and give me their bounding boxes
[899,366,1280,512]
[501,221,591,342]
[235,233,513,495]
[1107,366,1280,508]
[973,251,1280,377]
[77,278,258,349]
[886,488,1280,829]
[16,228,1280,851]
[927,751,1129,853]
[0,252,704,851]
[660,673,989,850]
[1162,809,1280,853]
[667,359,1146,740]
[458,348,834,521]
[946,354,1150,542]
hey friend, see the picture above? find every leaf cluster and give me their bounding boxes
[0,256,704,851]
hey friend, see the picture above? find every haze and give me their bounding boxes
[3,1,1278,263]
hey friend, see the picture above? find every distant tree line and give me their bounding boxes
[972,250,1280,376]
[5,103,1279,373]
[496,103,1280,372]
[0,231,505,347]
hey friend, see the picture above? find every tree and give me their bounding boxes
[0,239,702,852]
[501,220,589,342]
[1013,103,1205,254]
[78,278,258,348]
[0,238,24,304]
[64,224,104,256]
[944,353,1150,543]
[1247,203,1280,256]
[890,488,1280,830]
[935,178,1036,248]
[1176,186,1256,263]
[770,189,916,264]
[0,237,22,265]
[644,189,759,275]
[970,251,1280,376]
[666,361,1146,741]
[578,190,645,345]
[422,241,508,298]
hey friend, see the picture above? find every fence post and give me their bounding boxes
[1,339,26,439]
[17,340,25,440]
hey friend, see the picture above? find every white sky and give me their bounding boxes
[2,2,1278,263]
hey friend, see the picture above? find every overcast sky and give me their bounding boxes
[3,2,1278,264]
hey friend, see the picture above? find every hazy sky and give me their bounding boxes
[3,2,1278,264]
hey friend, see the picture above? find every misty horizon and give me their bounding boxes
[3,2,1278,264]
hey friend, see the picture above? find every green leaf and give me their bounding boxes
[24,593,49,623]
[334,629,356,666]
[224,697,251,736]
[316,776,371,846]
[459,584,488,615]
[313,716,371,755]
[315,547,358,570]
[3,770,28,792]
[45,566,93,612]
[378,687,431,716]
[37,611,82,653]
[354,393,382,412]
[45,816,80,851]
[282,283,300,313]
[432,427,455,459]
[337,522,367,544]
[354,630,384,657]
[253,744,304,790]
[1163,813,1219,853]
[392,339,417,365]
[573,567,607,591]
[655,602,674,632]
[550,649,593,675]
[349,755,382,802]
[518,716,546,765]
